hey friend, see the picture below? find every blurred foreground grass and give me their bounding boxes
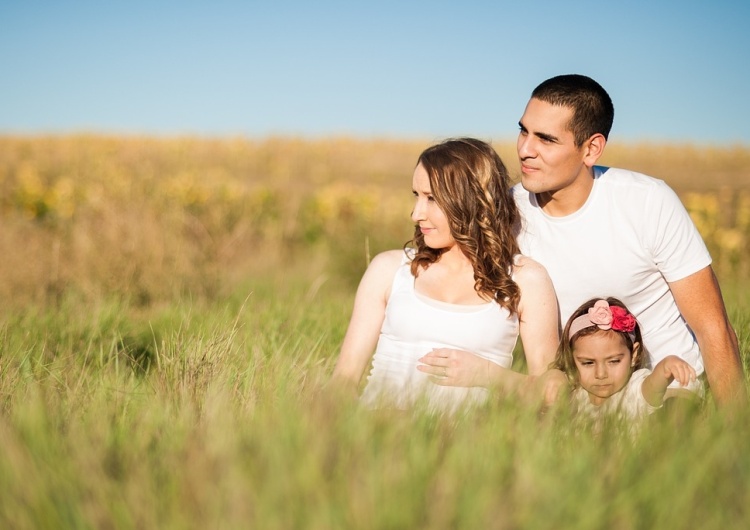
[1,278,749,529]
[1,135,749,528]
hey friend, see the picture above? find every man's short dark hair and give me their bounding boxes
[532,74,615,147]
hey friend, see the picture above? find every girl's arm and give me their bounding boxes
[330,250,402,394]
[641,355,698,407]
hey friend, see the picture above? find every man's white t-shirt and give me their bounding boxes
[514,166,711,382]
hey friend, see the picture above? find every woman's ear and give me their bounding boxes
[630,342,641,367]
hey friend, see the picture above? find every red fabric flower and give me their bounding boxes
[610,306,637,333]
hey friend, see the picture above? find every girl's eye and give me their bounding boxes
[609,359,621,365]
[427,195,435,202]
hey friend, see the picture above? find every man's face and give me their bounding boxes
[516,98,589,196]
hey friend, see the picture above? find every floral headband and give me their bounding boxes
[567,300,637,342]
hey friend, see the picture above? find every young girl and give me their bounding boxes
[552,297,697,426]
[331,138,559,414]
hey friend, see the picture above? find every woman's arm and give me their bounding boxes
[417,349,529,391]
[513,257,567,407]
[641,355,697,407]
[513,256,560,376]
[330,250,403,394]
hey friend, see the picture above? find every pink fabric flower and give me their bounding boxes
[587,300,613,330]
[610,306,637,333]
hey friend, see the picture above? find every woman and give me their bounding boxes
[331,138,559,413]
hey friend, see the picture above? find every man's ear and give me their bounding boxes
[583,133,606,167]
[631,342,641,367]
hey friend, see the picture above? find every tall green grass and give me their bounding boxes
[1,272,748,529]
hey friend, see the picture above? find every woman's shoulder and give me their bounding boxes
[357,249,409,298]
[370,249,409,267]
[511,254,557,308]
[364,249,409,278]
[511,254,551,281]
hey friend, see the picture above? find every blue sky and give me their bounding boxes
[1,0,749,145]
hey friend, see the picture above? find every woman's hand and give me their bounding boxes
[417,348,494,387]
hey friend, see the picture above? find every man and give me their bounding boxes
[420,74,746,409]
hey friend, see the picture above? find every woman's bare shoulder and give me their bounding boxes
[360,249,409,285]
[512,255,557,301]
[369,249,408,269]
[353,249,409,301]
[512,254,551,282]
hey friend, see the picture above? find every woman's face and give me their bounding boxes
[411,163,455,250]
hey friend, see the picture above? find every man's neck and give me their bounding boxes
[536,170,595,217]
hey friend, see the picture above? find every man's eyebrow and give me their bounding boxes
[536,131,559,143]
[518,121,559,143]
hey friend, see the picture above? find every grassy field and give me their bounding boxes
[1,135,749,529]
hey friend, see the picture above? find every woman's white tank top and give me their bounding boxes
[360,252,519,413]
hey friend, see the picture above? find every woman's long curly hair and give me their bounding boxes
[407,138,521,313]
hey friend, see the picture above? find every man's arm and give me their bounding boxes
[669,266,747,408]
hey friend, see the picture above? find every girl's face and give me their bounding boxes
[572,331,637,406]
[411,163,455,250]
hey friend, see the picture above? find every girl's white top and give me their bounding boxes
[572,368,662,435]
[360,251,519,414]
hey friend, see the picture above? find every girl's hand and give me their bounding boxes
[659,355,698,387]
[523,369,570,409]
[417,348,491,387]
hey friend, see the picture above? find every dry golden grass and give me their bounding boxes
[599,143,750,192]
[1,135,749,308]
